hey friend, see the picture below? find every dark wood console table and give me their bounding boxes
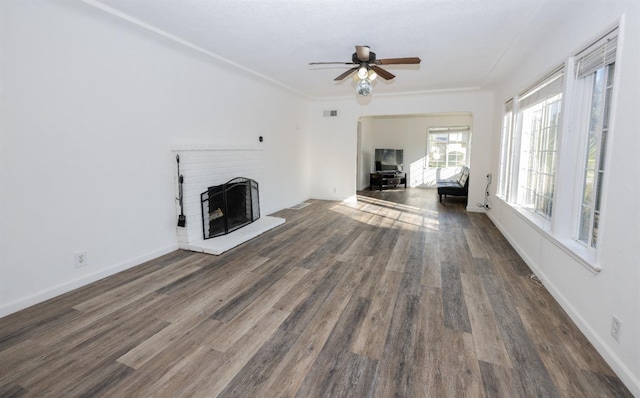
[369,172,407,191]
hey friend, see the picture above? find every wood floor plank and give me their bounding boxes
[353,255,384,299]
[441,260,472,333]
[442,228,476,275]
[271,255,336,313]
[464,227,489,259]
[338,228,374,262]
[0,340,44,387]
[579,369,635,398]
[32,291,167,348]
[216,328,299,397]
[420,231,441,289]
[294,296,373,397]
[351,270,402,359]
[131,344,218,397]
[385,229,411,272]
[107,318,223,396]
[117,313,206,369]
[176,308,290,398]
[418,285,485,398]
[421,286,448,397]
[460,272,512,367]
[208,266,307,351]
[372,292,422,397]
[516,303,632,397]
[209,256,295,322]
[396,230,427,296]
[0,307,79,351]
[0,190,631,397]
[258,274,356,397]
[278,261,349,335]
[72,257,202,315]
[154,255,270,322]
[478,259,561,398]
[0,382,27,398]
[56,361,134,397]
[21,315,169,397]
[437,331,486,397]
[478,360,526,398]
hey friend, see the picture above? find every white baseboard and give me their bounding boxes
[466,205,487,213]
[0,244,178,318]
[486,212,640,397]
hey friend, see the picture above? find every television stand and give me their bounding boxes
[369,172,407,191]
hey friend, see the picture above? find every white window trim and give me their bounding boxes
[497,100,514,200]
[513,67,564,223]
[564,26,621,265]
[495,21,624,273]
[496,196,600,273]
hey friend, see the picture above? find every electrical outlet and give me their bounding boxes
[611,315,621,342]
[74,251,88,268]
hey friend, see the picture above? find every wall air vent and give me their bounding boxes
[323,110,338,117]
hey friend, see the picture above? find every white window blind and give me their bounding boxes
[574,28,618,79]
[518,67,564,110]
[498,99,514,198]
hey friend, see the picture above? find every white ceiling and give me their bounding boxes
[88,0,565,99]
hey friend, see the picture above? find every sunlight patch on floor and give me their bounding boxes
[329,195,440,232]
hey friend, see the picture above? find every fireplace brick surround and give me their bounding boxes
[172,145,284,255]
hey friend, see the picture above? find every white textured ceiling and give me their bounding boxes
[89,0,558,98]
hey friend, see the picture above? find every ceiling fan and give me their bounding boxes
[309,45,421,95]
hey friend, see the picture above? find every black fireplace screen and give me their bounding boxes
[200,177,260,239]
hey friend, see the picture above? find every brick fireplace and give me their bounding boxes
[172,145,284,255]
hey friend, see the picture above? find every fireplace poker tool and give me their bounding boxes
[176,154,186,227]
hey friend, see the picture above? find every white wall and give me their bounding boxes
[309,90,494,211]
[359,113,473,189]
[487,1,640,395]
[356,118,371,191]
[0,1,310,316]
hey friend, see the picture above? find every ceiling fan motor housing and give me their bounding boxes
[352,51,376,64]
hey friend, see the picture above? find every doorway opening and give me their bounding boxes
[356,112,473,191]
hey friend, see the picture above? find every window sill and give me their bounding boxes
[498,198,601,274]
[505,201,552,233]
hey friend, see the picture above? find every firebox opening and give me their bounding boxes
[201,177,260,240]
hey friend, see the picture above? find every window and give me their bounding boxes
[427,126,471,168]
[515,68,564,220]
[574,29,618,248]
[496,25,620,268]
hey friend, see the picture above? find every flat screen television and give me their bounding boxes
[375,149,404,171]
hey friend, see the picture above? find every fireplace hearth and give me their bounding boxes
[201,177,260,239]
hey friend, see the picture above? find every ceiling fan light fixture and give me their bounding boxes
[357,66,368,79]
[356,78,372,96]
[310,45,421,96]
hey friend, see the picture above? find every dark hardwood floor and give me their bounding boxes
[0,188,632,397]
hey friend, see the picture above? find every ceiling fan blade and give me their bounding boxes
[309,62,356,65]
[356,45,370,62]
[376,57,421,65]
[334,67,358,81]
[370,65,395,80]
